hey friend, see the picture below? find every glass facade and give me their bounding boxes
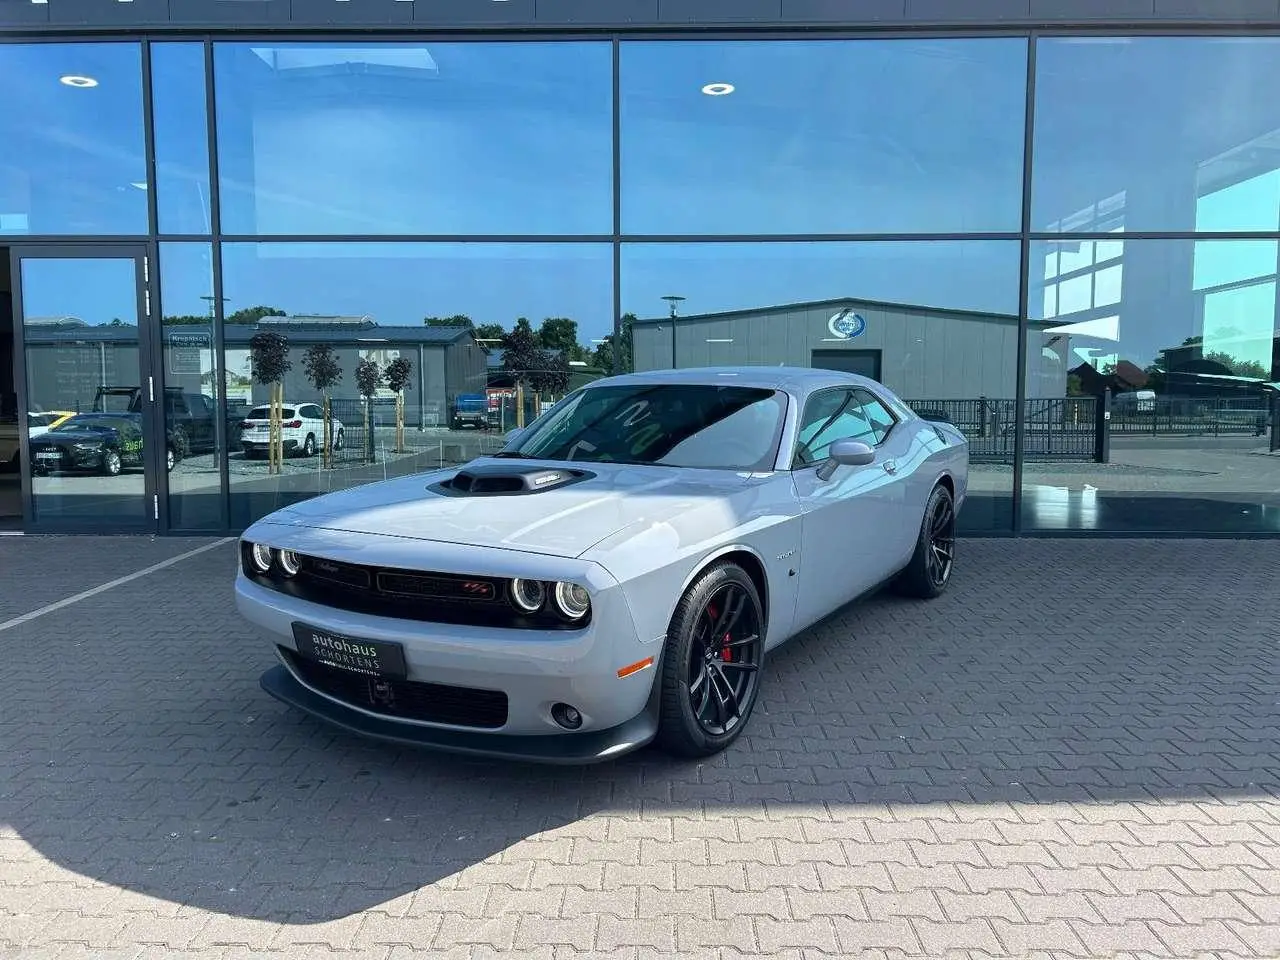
[1,34,1277,536]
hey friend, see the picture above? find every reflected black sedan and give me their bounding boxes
[28,413,182,476]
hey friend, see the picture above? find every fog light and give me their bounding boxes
[551,703,582,730]
[249,542,273,573]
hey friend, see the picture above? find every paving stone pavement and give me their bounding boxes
[1,535,1279,959]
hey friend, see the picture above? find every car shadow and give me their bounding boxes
[1,537,1278,923]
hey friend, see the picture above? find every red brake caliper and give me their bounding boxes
[708,604,733,662]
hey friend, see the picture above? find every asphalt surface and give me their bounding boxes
[1,535,1279,958]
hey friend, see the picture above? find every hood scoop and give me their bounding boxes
[432,462,594,497]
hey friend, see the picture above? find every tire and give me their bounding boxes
[165,447,176,472]
[655,561,766,759]
[334,429,344,451]
[302,433,317,457]
[894,482,957,599]
[101,449,122,477]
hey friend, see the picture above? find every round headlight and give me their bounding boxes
[554,581,591,620]
[510,578,545,613]
[278,549,301,577]
[249,542,273,574]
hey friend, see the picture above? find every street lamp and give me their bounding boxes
[661,295,685,368]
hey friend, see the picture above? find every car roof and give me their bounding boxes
[587,365,883,395]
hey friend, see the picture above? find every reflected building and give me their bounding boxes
[0,5,1278,537]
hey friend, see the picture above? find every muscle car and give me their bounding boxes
[235,367,969,763]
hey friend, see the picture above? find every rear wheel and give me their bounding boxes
[894,482,956,599]
[656,562,765,758]
[302,433,317,457]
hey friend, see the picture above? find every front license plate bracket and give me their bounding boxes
[291,622,408,679]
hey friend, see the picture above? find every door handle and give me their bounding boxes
[883,459,897,474]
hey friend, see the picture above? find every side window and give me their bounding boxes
[852,389,897,446]
[793,389,877,467]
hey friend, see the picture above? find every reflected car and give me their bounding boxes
[28,413,184,476]
[240,401,345,459]
[235,367,969,764]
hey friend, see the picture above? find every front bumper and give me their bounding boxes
[235,551,664,757]
[260,661,660,764]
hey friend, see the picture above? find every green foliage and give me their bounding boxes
[474,322,506,342]
[248,331,291,385]
[355,356,383,400]
[538,317,584,360]
[301,344,343,395]
[385,356,414,394]
[424,314,473,328]
[592,314,636,376]
[229,305,286,325]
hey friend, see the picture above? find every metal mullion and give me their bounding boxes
[619,232,1023,243]
[1012,31,1037,537]
[214,234,616,244]
[612,36,622,375]
[141,37,170,534]
[1031,232,1280,241]
[205,36,231,535]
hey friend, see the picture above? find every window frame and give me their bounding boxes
[790,385,901,471]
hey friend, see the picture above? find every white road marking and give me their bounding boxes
[0,537,235,633]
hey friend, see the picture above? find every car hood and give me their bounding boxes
[255,458,763,559]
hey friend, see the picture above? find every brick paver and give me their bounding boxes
[1,535,1278,958]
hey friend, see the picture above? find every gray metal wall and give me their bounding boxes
[4,0,1278,31]
[632,302,1067,400]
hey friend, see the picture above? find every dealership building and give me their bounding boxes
[1,0,1278,538]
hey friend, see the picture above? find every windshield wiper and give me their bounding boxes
[490,450,533,459]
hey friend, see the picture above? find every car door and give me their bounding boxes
[850,386,920,568]
[790,387,909,628]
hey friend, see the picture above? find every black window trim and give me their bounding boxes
[851,386,901,447]
[790,384,901,471]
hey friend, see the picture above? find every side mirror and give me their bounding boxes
[816,438,875,481]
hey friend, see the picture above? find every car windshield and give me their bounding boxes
[508,383,787,471]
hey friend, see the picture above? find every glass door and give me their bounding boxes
[12,247,160,531]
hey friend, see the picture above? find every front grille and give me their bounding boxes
[281,646,508,729]
[246,548,587,631]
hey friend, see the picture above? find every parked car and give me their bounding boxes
[239,401,345,459]
[28,412,185,476]
[451,393,495,431]
[94,386,218,456]
[235,367,969,763]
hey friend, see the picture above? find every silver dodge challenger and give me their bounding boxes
[235,366,968,763]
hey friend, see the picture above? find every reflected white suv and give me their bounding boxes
[240,402,345,459]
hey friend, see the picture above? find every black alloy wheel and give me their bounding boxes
[657,562,765,757]
[894,482,957,599]
[926,488,956,588]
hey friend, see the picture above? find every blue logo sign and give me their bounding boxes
[827,308,867,340]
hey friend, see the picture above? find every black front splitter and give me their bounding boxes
[259,664,659,765]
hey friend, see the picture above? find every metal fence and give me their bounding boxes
[1108,395,1272,437]
[904,397,1098,462]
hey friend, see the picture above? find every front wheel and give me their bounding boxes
[101,449,122,477]
[894,482,956,599]
[655,562,765,758]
